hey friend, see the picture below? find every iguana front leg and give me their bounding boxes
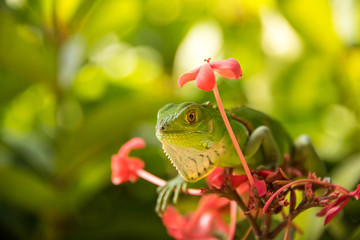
[244,126,281,170]
[156,174,188,215]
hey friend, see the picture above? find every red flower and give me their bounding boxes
[178,58,242,91]
[316,184,360,225]
[162,195,230,240]
[111,137,145,185]
[316,195,349,225]
[206,168,267,197]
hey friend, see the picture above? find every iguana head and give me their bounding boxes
[155,102,226,182]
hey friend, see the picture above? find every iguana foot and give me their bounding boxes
[155,174,188,215]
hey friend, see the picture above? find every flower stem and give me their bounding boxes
[186,188,203,195]
[136,169,203,195]
[212,84,255,190]
[137,169,166,186]
[229,201,237,240]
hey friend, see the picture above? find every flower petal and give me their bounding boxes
[195,63,216,91]
[118,137,146,158]
[201,195,229,210]
[206,167,225,189]
[210,58,242,79]
[178,66,201,88]
[111,156,144,185]
[111,138,146,185]
[324,197,349,225]
[254,178,267,197]
[230,175,248,189]
[236,181,250,195]
[162,207,186,239]
[186,195,230,239]
[188,212,215,238]
[316,195,348,217]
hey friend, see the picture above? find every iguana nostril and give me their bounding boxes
[155,124,166,132]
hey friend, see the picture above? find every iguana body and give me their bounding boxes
[155,102,323,213]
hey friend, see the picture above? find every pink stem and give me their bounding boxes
[137,169,166,186]
[136,169,203,195]
[212,84,255,189]
[187,188,203,196]
[229,201,237,240]
[262,178,345,213]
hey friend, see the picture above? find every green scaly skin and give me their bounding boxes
[155,102,324,214]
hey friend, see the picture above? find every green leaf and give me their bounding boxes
[0,167,56,213]
[0,11,54,85]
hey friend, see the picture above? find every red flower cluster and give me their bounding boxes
[111,138,360,239]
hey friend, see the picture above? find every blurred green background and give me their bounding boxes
[0,0,360,239]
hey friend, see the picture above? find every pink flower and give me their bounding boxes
[178,58,242,91]
[206,168,267,197]
[111,138,203,194]
[111,137,146,185]
[316,184,360,225]
[162,195,230,240]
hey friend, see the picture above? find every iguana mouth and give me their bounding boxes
[156,131,193,139]
[155,130,208,142]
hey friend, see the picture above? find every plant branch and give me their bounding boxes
[283,214,291,240]
[262,213,271,238]
[268,202,313,238]
[228,189,262,237]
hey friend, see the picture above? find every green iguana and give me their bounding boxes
[155,102,324,214]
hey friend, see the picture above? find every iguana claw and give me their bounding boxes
[156,174,188,215]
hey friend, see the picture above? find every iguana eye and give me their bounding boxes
[186,111,196,123]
